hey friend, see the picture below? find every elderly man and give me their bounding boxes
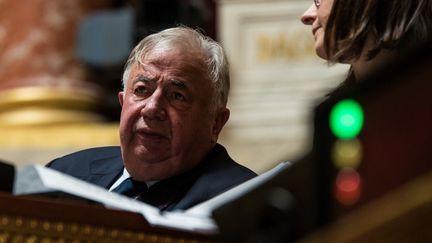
[48,27,256,211]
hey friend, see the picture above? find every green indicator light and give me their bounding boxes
[330,99,364,139]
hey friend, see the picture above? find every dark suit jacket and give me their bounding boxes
[47,144,256,211]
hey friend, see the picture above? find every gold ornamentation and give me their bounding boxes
[0,87,104,127]
[0,214,213,242]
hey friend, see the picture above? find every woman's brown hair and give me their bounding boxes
[324,0,432,63]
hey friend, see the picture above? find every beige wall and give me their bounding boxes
[217,0,349,173]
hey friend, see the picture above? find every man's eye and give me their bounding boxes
[134,86,147,95]
[172,92,186,101]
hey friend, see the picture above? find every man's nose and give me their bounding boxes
[141,90,167,121]
[301,4,317,25]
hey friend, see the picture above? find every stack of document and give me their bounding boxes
[13,162,290,233]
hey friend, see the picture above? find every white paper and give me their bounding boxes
[13,162,290,234]
[13,165,217,233]
[185,161,291,217]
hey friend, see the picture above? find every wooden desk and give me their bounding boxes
[0,193,216,242]
[298,171,432,243]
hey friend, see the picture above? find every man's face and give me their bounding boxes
[301,0,335,59]
[118,49,229,181]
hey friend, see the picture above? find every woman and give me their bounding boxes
[301,0,432,83]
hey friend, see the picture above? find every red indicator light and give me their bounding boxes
[334,168,362,206]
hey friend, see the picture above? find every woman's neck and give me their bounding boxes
[351,44,397,81]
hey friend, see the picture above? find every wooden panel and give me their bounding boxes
[298,171,432,243]
[0,193,216,242]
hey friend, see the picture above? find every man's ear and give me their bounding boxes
[211,108,230,143]
[118,91,124,107]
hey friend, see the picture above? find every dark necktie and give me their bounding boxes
[111,178,148,198]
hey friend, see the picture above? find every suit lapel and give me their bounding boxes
[138,166,203,210]
[86,153,124,189]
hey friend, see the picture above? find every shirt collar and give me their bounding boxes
[109,168,158,190]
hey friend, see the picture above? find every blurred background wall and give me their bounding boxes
[0,0,348,173]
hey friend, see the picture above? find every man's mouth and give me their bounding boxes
[136,128,169,140]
